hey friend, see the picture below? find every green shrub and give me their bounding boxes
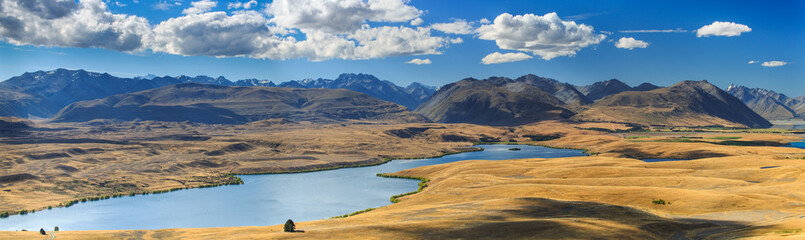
[652,199,667,205]
[284,219,295,232]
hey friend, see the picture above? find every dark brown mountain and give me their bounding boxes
[726,85,804,120]
[633,83,661,91]
[52,83,427,124]
[573,80,772,128]
[577,79,661,101]
[415,77,574,126]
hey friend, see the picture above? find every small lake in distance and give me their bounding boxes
[0,144,586,231]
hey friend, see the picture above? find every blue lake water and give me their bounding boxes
[0,145,586,231]
[789,141,805,149]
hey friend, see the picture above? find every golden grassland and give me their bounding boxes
[2,120,805,239]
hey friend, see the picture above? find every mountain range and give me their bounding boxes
[0,69,797,127]
[0,69,435,118]
[53,83,426,124]
[726,85,805,120]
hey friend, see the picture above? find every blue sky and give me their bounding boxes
[0,0,802,96]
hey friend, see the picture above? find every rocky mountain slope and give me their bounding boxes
[726,85,805,120]
[415,77,574,125]
[573,80,772,128]
[514,74,592,106]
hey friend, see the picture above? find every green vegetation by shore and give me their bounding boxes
[331,207,378,219]
[376,173,430,203]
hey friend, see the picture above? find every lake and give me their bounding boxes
[0,144,586,231]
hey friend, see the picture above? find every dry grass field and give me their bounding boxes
[1,120,804,239]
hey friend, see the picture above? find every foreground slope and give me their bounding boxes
[573,80,772,128]
[415,77,574,125]
[52,83,426,124]
[13,121,805,239]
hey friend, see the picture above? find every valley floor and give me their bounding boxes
[1,120,805,239]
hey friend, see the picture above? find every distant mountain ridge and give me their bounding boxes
[53,83,427,124]
[726,85,805,120]
[576,79,660,101]
[0,69,434,118]
[278,73,435,110]
[573,80,771,128]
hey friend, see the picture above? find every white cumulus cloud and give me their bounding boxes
[409,17,423,26]
[265,0,422,34]
[430,19,473,34]
[748,60,757,64]
[406,58,431,65]
[696,21,751,37]
[0,0,454,62]
[182,0,217,15]
[0,0,152,51]
[476,12,606,60]
[481,52,532,64]
[761,61,787,67]
[348,26,446,59]
[227,0,257,10]
[149,11,271,57]
[615,37,648,50]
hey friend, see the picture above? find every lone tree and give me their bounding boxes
[54,226,59,231]
[40,228,46,235]
[283,219,295,232]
